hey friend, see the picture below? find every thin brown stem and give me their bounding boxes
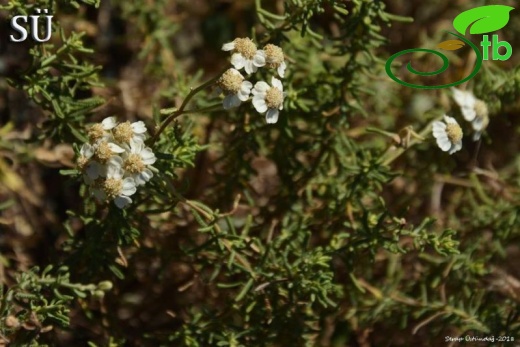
[149,70,226,146]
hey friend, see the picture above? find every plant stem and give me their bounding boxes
[149,72,224,146]
[183,103,223,115]
[382,116,441,166]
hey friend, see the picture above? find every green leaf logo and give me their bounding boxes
[453,5,514,35]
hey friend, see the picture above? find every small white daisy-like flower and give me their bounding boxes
[470,99,489,141]
[222,38,266,74]
[432,115,463,155]
[263,44,286,78]
[77,143,104,184]
[92,164,137,209]
[87,116,117,143]
[451,88,477,122]
[112,120,147,145]
[122,140,157,186]
[93,140,125,164]
[252,76,285,124]
[101,116,118,130]
[217,68,253,109]
[451,88,490,141]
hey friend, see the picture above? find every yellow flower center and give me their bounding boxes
[94,141,113,163]
[474,99,488,118]
[103,178,123,199]
[76,156,89,170]
[113,122,133,143]
[446,123,463,143]
[218,69,243,94]
[265,87,283,109]
[234,38,257,59]
[88,123,105,143]
[264,44,284,68]
[124,153,145,174]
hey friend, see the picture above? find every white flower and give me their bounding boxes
[451,88,490,141]
[432,115,463,155]
[216,68,253,109]
[77,143,104,184]
[78,117,156,208]
[88,117,117,143]
[264,44,286,78]
[252,77,285,124]
[122,139,157,186]
[93,140,125,164]
[222,38,266,74]
[93,164,137,209]
[470,99,489,141]
[451,88,476,121]
[101,116,118,130]
[112,120,147,144]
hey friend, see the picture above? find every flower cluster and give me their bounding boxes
[76,117,157,208]
[431,88,490,155]
[451,88,489,141]
[220,38,287,124]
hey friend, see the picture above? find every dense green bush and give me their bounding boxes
[1,0,519,346]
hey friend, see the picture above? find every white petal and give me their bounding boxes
[271,77,283,91]
[433,131,446,139]
[237,85,251,101]
[139,169,153,183]
[277,62,286,78]
[223,95,241,109]
[451,140,463,153]
[434,133,449,143]
[237,91,250,102]
[265,109,279,124]
[443,115,457,124]
[472,131,482,141]
[472,116,484,131]
[432,121,446,132]
[448,143,460,154]
[131,121,147,134]
[437,137,452,151]
[107,155,123,168]
[80,143,94,158]
[108,143,125,153]
[253,81,269,94]
[107,165,123,179]
[130,138,145,153]
[222,42,235,51]
[244,60,255,74]
[252,97,268,113]
[451,88,476,108]
[134,174,145,186]
[461,107,476,121]
[101,117,117,130]
[141,149,156,164]
[241,80,253,91]
[231,53,246,70]
[253,50,266,67]
[114,196,132,209]
[86,161,101,179]
[121,177,137,196]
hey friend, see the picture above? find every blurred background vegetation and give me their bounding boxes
[1,0,520,346]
